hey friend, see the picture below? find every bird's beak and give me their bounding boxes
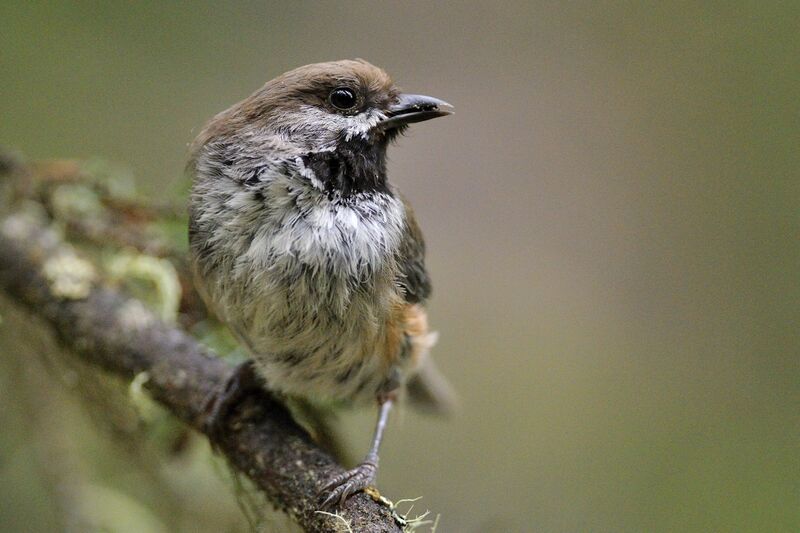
[379,93,454,130]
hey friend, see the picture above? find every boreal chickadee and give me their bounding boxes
[188,59,454,507]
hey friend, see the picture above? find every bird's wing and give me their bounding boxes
[396,195,431,304]
[397,194,458,415]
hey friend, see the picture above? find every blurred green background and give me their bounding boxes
[1,1,798,532]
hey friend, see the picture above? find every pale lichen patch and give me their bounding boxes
[365,492,440,532]
[118,299,155,330]
[42,252,96,299]
[50,183,103,220]
[1,205,51,242]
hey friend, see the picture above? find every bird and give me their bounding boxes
[187,59,454,508]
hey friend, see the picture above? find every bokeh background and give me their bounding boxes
[1,2,798,532]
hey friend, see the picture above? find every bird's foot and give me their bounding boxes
[318,458,378,509]
[203,360,261,444]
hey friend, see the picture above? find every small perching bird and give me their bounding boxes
[188,59,454,507]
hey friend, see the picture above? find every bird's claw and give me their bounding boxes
[318,461,377,509]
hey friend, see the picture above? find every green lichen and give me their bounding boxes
[129,371,159,423]
[106,253,181,322]
[148,217,189,254]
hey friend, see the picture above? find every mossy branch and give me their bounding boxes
[0,157,402,533]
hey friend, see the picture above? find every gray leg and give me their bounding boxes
[319,397,394,508]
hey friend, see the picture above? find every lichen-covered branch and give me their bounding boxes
[0,180,402,532]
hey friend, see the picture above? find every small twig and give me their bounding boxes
[314,511,354,533]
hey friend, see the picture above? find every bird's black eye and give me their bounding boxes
[329,87,358,111]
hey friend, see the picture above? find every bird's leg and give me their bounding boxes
[319,395,395,508]
[203,360,262,444]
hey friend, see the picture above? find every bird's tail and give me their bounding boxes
[406,355,459,416]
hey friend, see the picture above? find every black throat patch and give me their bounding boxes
[302,135,391,199]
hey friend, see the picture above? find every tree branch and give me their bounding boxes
[0,201,402,531]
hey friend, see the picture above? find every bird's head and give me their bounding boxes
[256,59,451,149]
[192,59,451,196]
[196,59,451,155]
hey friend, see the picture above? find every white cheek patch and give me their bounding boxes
[288,106,386,146]
[343,110,386,141]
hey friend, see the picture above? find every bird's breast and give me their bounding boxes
[230,192,410,401]
[253,177,406,282]
[190,167,413,401]
[223,176,406,342]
